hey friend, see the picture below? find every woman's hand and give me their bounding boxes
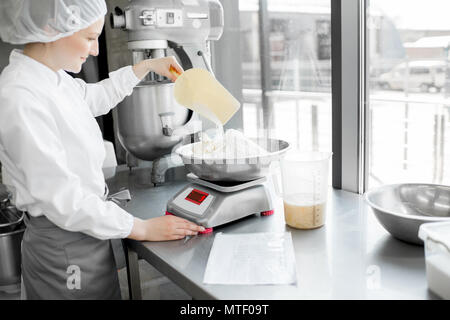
[132,56,183,82]
[128,216,205,241]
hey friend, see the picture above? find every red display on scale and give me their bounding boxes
[185,189,209,205]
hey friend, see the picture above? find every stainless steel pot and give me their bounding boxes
[0,227,24,291]
[0,206,24,232]
[0,208,25,292]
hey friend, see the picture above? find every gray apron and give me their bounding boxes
[21,213,122,300]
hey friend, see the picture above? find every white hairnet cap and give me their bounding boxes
[0,0,107,44]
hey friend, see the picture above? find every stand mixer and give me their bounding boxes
[107,0,224,184]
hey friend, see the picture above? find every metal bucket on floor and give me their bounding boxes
[0,203,25,293]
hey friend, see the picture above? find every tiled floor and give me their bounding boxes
[0,259,190,300]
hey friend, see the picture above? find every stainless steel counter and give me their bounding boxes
[105,165,437,300]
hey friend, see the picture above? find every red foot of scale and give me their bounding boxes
[261,210,274,216]
[199,227,213,234]
[165,211,212,234]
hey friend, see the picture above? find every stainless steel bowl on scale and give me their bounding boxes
[166,138,291,232]
[175,138,291,181]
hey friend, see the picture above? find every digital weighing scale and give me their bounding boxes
[166,173,274,233]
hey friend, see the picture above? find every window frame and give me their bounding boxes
[331,0,368,194]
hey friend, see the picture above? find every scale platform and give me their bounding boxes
[166,174,274,233]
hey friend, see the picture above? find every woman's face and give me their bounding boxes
[50,17,105,73]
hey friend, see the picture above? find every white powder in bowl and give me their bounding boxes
[186,129,269,159]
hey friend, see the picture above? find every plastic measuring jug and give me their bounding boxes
[172,68,240,126]
[276,151,332,229]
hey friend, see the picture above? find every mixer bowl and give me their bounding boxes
[175,138,290,181]
[117,83,191,161]
[365,183,450,245]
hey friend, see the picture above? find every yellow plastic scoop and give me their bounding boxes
[171,67,240,125]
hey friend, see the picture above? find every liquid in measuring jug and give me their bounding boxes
[283,194,326,229]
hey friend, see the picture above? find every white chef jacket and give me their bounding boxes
[0,49,140,240]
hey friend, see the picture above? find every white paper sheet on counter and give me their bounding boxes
[203,232,297,285]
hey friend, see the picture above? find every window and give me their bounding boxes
[238,0,332,157]
[367,0,450,187]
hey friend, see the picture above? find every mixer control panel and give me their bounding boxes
[139,10,156,26]
[140,9,183,27]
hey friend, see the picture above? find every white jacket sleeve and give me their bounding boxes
[74,65,141,117]
[0,90,134,240]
